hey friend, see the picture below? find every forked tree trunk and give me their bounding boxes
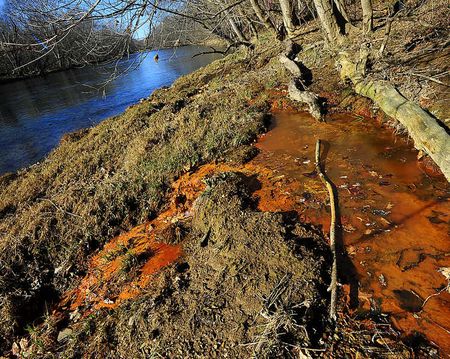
[339,53,450,181]
[279,0,297,36]
[250,0,277,34]
[313,0,343,44]
[361,0,373,33]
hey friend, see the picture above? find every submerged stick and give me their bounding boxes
[315,139,338,321]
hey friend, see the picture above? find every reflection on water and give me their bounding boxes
[0,46,222,174]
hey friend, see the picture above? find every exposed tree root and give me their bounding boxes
[279,40,323,121]
[315,139,338,321]
[287,80,322,121]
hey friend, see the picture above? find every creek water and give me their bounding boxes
[254,111,450,353]
[0,46,222,175]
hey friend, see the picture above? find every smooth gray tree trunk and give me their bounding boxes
[250,0,276,34]
[228,16,247,43]
[361,0,373,33]
[333,0,350,23]
[279,0,297,36]
[313,0,342,43]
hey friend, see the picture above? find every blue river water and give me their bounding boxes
[0,46,221,174]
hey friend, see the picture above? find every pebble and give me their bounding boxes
[379,274,387,287]
[57,328,73,342]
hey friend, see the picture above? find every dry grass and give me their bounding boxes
[0,39,285,351]
[249,274,316,358]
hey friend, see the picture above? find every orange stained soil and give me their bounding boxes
[253,111,450,354]
[60,161,300,314]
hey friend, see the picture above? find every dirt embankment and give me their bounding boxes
[1,7,448,356]
[0,40,285,355]
[9,159,419,358]
[53,171,330,358]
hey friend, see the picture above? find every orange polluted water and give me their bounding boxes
[58,109,449,353]
[254,111,450,354]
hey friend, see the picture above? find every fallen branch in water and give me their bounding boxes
[421,267,450,310]
[339,52,450,181]
[315,139,338,321]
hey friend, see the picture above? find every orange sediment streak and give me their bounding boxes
[138,243,182,288]
[61,161,290,314]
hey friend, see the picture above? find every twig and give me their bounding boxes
[421,287,447,309]
[315,139,338,321]
[378,10,402,58]
[421,267,450,309]
[264,273,292,309]
[38,198,83,219]
[409,72,449,87]
[192,43,236,58]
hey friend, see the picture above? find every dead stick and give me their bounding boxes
[315,139,338,321]
[409,72,449,87]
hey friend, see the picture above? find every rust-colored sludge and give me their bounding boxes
[255,109,450,354]
[62,166,211,312]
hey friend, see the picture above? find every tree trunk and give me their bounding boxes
[333,0,350,23]
[361,0,373,33]
[279,41,322,121]
[250,0,277,34]
[213,0,248,43]
[339,53,450,181]
[279,0,297,36]
[313,0,343,44]
[228,16,247,43]
[247,17,259,39]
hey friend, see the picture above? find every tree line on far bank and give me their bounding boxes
[0,0,399,80]
[0,0,142,80]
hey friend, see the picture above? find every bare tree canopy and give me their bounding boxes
[0,0,375,79]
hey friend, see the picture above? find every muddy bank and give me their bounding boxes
[0,23,448,358]
[15,161,419,358]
